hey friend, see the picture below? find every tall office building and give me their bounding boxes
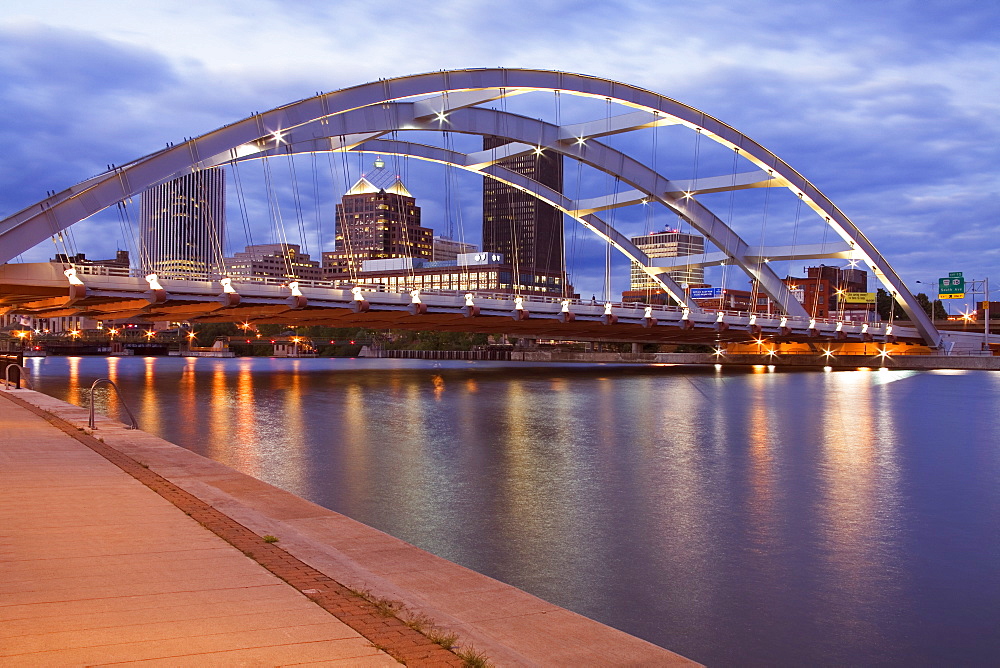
[629,228,705,290]
[322,169,432,279]
[139,167,225,278]
[481,136,566,294]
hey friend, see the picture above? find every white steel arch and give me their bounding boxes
[0,68,940,345]
[202,103,811,318]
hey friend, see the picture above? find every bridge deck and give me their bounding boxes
[1,262,928,346]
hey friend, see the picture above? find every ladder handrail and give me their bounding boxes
[3,364,30,390]
[88,378,139,430]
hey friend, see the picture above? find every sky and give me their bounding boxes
[1,0,998,306]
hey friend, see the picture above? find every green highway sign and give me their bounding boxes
[939,273,965,300]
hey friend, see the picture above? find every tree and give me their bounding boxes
[876,288,907,321]
[876,290,948,321]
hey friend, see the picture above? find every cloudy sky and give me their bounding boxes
[1,0,998,304]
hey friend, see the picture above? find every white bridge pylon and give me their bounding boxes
[0,68,940,346]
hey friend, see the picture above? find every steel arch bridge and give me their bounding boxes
[0,68,944,348]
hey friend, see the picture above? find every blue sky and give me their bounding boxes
[1,0,998,305]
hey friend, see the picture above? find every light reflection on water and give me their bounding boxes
[24,356,1000,667]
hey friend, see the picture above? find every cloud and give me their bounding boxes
[1,0,998,301]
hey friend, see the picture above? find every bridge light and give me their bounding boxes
[435,111,447,123]
[533,146,544,155]
[145,330,155,339]
[271,129,285,144]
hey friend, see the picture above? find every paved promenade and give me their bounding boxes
[0,390,412,666]
[0,388,697,666]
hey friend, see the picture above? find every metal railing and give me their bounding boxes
[88,379,139,430]
[3,364,30,390]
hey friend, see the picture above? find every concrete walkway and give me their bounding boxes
[0,387,698,667]
[0,391,401,667]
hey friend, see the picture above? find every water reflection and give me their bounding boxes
[816,372,903,652]
[22,357,1000,667]
[143,357,159,432]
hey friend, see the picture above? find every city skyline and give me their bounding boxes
[1,1,998,303]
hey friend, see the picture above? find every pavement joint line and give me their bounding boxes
[0,391,467,667]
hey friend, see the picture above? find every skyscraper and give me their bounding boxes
[322,167,432,279]
[629,228,705,290]
[139,167,225,278]
[481,136,565,294]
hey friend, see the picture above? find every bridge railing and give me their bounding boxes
[64,267,891,330]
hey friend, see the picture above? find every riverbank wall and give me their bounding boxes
[510,350,1000,370]
[1,387,696,666]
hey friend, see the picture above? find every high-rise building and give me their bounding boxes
[481,137,566,294]
[139,168,225,278]
[629,228,705,290]
[322,170,432,280]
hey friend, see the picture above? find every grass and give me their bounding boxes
[262,534,279,543]
[404,612,458,649]
[349,587,486,659]
[455,646,492,667]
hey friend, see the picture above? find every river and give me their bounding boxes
[23,356,1000,666]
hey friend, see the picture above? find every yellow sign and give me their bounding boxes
[843,292,876,304]
[939,293,965,300]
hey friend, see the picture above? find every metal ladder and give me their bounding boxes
[88,379,139,430]
[2,364,30,390]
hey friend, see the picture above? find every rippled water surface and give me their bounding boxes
[26,356,1000,666]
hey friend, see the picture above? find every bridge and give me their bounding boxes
[0,68,991,353]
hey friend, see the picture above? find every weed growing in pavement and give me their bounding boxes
[262,535,279,543]
[455,646,493,667]
[404,612,458,649]
[349,586,482,658]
